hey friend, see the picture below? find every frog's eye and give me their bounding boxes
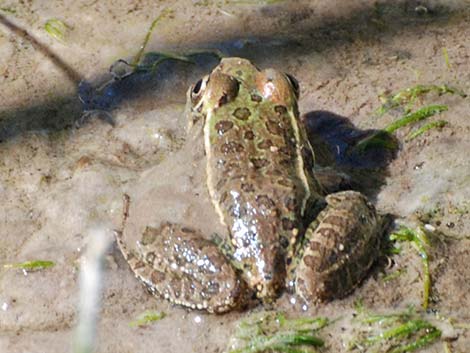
[192,78,203,96]
[285,73,300,99]
[191,76,208,104]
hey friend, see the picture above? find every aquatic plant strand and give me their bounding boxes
[45,19,69,42]
[406,120,448,141]
[227,312,327,353]
[390,227,431,309]
[383,105,448,133]
[3,260,55,271]
[377,84,465,115]
[351,308,441,353]
[132,8,174,66]
[129,310,166,327]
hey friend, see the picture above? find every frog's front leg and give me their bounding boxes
[115,223,246,313]
[294,190,383,304]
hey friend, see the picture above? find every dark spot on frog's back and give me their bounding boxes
[266,120,283,135]
[244,130,255,140]
[250,157,269,169]
[274,105,288,114]
[221,141,244,154]
[257,139,273,149]
[233,107,251,120]
[251,93,262,102]
[282,218,295,230]
[215,120,234,135]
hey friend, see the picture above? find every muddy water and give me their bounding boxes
[1,1,469,352]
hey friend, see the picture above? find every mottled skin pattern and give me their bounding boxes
[116,58,385,313]
[116,219,244,312]
[292,191,382,302]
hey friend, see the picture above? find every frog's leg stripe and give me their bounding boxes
[287,105,311,216]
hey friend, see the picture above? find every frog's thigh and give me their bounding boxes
[120,223,244,313]
[295,190,381,303]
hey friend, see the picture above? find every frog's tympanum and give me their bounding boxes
[116,58,385,313]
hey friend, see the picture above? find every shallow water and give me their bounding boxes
[1,1,469,352]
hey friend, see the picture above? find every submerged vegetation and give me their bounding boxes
[3,260,55,271]
[226,311,327,353]
[129,310,166,327]
[376,84,466,116]
[355,83,466,152]
[44,19,70,42]
[406,120,448,141]
[350,307,441,353]
[226,308,448,353]
[382,104,448,134]
[131,8,175,66]
[389,226,431,310]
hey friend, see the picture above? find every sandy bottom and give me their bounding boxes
[0,1,469,352]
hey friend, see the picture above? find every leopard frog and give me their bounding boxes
[116,58,384,313]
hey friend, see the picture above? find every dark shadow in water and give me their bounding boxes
[0,53,220,141]
[0,1,465,141]
[303,110,398,200]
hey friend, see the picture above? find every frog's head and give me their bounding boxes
[187,57,300,131]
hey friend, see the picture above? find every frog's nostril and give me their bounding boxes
[264,274,273,281]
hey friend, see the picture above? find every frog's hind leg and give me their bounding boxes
[294,190,383,304]
[115,223,246,314]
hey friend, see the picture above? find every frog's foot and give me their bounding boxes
[115,223,246,314]
[294,190,383,303]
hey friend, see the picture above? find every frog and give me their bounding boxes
[115,57,385,314]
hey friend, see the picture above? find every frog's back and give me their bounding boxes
[196,58,321,297]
